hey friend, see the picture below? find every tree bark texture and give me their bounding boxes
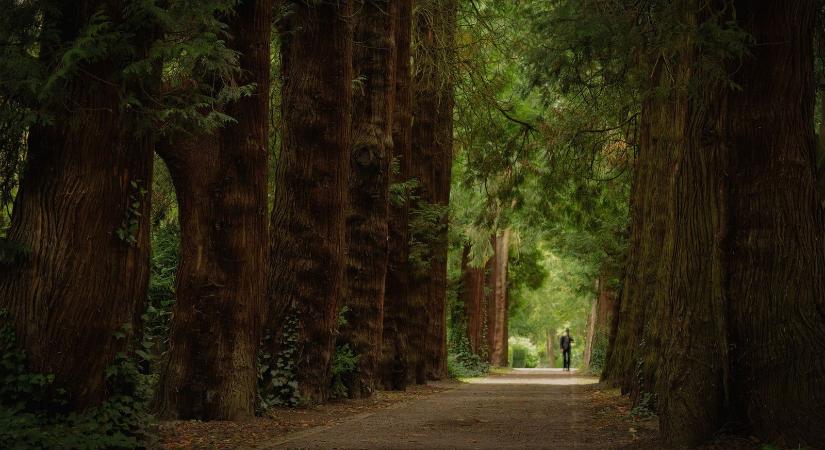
[0,1,154,410]
[605,1,825,445]
[411,0,456,381]
[723,2,825,444]
[340,0,397,399]
[486,230,510,367]
[268,0,353,405]
[379,0,415,391]
[460,244,486,354]
[154,0,271,420]
[583,275,616,370]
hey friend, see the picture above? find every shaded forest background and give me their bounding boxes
[1,0,825,449]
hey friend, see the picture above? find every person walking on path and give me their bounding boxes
[560,329,574,371]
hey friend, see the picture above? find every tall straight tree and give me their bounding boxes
[459,244,486,355]
[0,1,155,410]
[486,230,510,367]
[154,0,272,420]
[380,0,415,390]
[268,0,353,404]
[340,0,398,399]
[605,1,825,446]
[411,0,457,381]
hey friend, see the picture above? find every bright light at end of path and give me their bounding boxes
[465,368,599,386]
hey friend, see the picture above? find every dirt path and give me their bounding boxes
[264,368,656,449]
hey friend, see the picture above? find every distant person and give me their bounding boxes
[560,329,574,371]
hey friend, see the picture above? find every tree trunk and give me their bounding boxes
[0,2,154,410]
[379,0,414,391]
[268,0,353,405]
[487,230,510,367]
[582,291,598,371]
[605,2,825,446]
[723,1,825,444]
[410,0,456,382]
[460,244,486,354]
[340,0,397,399]
[584,275,617,370]
[154,0,271,420]
[545,330,555,368]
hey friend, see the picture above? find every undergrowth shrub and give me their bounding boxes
[447,334,489,379]
[0,311,154,449]
[330,306,358,400]
[508,336,539,368]
[258,309,301,410]
[587,331,609,376]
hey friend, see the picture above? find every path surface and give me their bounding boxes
[267,369,650,449]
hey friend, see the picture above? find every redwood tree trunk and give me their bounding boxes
[460,244,485,354]
[154,0,271,420]
[341,0,397,399]
[0,2,154,410]
[411,0,456,381]
[267,0,353,404]
[605,1,825,446]
[724,1,825,444]
[487,230,510,367]
[379,0,414,391]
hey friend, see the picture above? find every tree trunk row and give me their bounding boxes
[605,1,825,446]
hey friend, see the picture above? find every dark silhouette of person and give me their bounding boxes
[560,328,574,371]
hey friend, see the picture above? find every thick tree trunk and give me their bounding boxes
[268,0,353,405]
[340,0,397,399]
[582,293,598,371]
[601,77,674,395]
[460,244,486,354]
[154,0,271,420]
[0,2,154,410]
[379,0,414,391]
[606,2,825,446]
[584,276,617,370]
[410,0,456,382]
[487,230,510,367]
[723,2,825,444]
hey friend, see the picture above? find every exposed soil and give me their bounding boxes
[156,383,451,449]
[158,368,779,449]
[261,368,659,449]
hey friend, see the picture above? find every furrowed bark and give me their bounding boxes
[583,275,616,370]
[268,0,353,404]
[606,2,825,445]
[341,0,397,399]
[0,2,154,410]
[380,0,414,391]
[460,244,486,354]
[154,0,271,420]
[725,1,825,444]
[487,230,510,367]
[411,0,456,381]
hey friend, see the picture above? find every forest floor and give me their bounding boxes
[158,368,665,449]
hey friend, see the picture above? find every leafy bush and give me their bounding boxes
[143,222,179,375]
[447,334,489,379]
[258,310,301,409]
[0,311,154,449]
[587,331,609,375]
[508,336,540,368]
[329,343,358,400]
[630,392,657,419]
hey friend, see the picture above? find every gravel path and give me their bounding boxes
[265,368,651,449]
